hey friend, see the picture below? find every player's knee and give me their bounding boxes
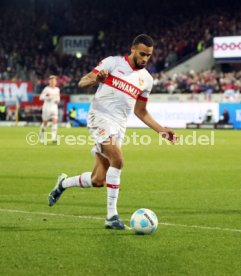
[111,156,124,169]
[91,176,105,187]
[92,181,104,187]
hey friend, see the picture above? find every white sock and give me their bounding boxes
[80,172,93,188]
[62,172,92,189]
[106,167,121,219]
[52,123,58,140]
[39,124,46,138]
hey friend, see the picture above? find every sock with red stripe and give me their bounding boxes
[62,172,92,189]
[106,166,121,219]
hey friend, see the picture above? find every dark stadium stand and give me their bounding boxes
[1,0,241,94]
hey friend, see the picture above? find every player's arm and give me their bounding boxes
[134,99,178,143]
[54,90,60,104]
[39,88,48,101]
[78,70,108,88]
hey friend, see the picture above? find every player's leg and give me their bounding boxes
[51,116,58,142]
[61,153,109,189]
[101,136,125,229]
[91,153,110,187]
[39,118,48,142]
[48,153,109,206]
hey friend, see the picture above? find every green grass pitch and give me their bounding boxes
[0,127,241,276]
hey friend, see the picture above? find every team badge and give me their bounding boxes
[98,128,106,137]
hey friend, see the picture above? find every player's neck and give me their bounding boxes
[125,55,138,71]
[127,55,135,68]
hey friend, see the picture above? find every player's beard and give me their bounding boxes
[133,56,145,69]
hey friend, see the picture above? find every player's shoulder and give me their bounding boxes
[113,56,124,61]
[102,55,122,63]
[98,56,122,70]
[141,69,153,83]
[53,86,60,93]
[45,85,59,91]
[42,85,49,92]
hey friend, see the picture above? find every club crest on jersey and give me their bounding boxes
[98,128,106,137]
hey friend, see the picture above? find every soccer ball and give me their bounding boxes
[130,208,158,234]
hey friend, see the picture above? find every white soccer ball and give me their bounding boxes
[130,208,158,234]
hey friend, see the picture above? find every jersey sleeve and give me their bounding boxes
[53,88,60,103]
[137,76,153,102]
[92,56,116,74]
[39,87,47,101]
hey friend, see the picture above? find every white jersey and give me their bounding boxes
[89,56,153,127]
[39,86,60,108]
[40,86,60,121]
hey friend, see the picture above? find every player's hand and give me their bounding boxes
[160,128,179,144]
[96,70,108,83]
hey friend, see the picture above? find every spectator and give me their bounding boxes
[68,107,85,127]
[1,0,241,95]
[218,109,230,124]
[203,109,215,123]
[0,102,6,120]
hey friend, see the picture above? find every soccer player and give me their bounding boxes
[48,34,177,229]
[39,75,60,143]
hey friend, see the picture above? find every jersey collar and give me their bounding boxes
[124,56,140,71]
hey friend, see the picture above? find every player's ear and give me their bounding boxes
[131,45,136,54]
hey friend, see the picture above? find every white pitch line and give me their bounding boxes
[0,208,104,220]
[159,222,241,233]
[0,208,133,231]
[0,208,241,233]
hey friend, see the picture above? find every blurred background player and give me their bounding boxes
[48,34,178,229]
[39,75,60,143]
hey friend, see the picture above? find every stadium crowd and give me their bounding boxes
[153,70,241,96]
[1,0,241,94]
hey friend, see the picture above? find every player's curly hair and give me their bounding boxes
[132,34,154,47]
